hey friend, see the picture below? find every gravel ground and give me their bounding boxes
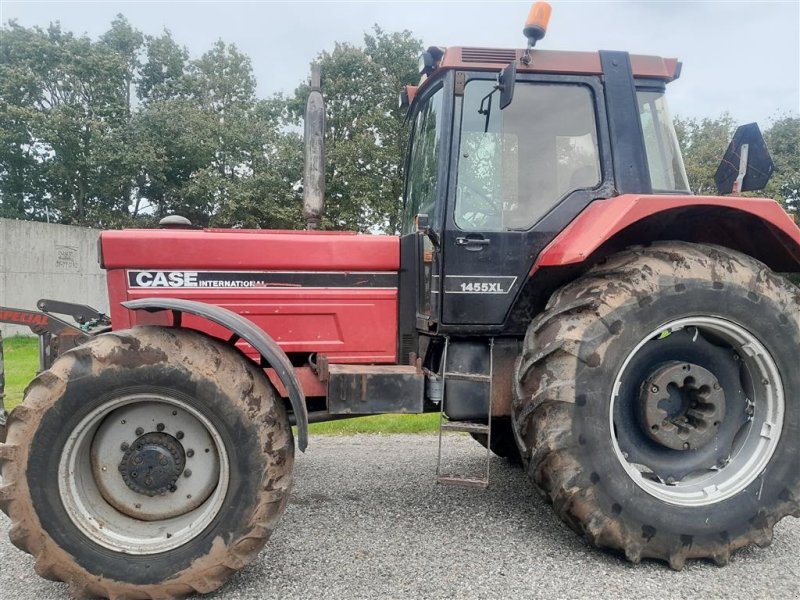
[1,434,798,599]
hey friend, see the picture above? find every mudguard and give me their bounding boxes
[534,194,800,271]
[123,298,309,451]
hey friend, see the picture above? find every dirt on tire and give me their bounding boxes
[512,241,800,569]
[0,326,294,599]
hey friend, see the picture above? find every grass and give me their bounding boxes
[1,335,439,434]
[307,413,439,435]
[2,336,38,409]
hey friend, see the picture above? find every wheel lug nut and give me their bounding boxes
[683,442,690,450]
[172,410,178,416]
[120,442,130,452]
[169,485,177,493]
[186,449,194,458]
[713,383,720,390]
[131,471,138,478]
[133,456,143,465]
[184,469,192,478]
[176,431,184,440]
[144,477,153,486]
[135,503,141,509]
[135,427,144,436]
[159,457,168,466]
[651,385,659,393]
[157,423,165,432]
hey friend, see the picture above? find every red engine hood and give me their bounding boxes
[101,228,399,271]
[101,228,401,366]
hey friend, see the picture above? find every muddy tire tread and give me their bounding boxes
[513,241,800,569]
[0,327,294,599]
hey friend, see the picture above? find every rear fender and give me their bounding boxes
[123,298,309,451]
[533,194,800,273]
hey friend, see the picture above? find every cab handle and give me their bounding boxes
[455,235,491,249]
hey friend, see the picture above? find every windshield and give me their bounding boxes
[402,87,445,234]
[637,90,690,192]
[455,80,601,231]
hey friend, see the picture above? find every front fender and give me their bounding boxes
[123,298,309,451]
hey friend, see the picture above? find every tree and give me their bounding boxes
[675,113,800,214]
[290,26,422,233]
[0,18,307,229]
[0,20,138,226]
[764,116,800,214]
[673,113,737,195]
[137,30,188,104]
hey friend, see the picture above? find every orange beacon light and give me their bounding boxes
[523,2,552,46]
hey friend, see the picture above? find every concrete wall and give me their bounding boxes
[0,218,108,337]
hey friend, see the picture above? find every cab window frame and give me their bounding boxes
[401,80,449,235]
[449,74,606,234]
[635,80,691,194]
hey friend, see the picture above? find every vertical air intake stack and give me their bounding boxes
[303,63,326,229]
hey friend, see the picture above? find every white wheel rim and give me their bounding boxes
[59,393,230,554]
[610,317,784,507]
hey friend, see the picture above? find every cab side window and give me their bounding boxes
[402,87,445,234]
[455,81,601,231]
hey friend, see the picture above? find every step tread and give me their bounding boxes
[440,422,490,435]
[437,475,489,489]
[444,372,491,382]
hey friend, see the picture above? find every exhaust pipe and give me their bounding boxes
[303,63,326,230]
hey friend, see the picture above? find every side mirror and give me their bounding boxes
[714,123,774,195]
[499,61,517,110]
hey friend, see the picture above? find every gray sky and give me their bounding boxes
[2,1,799,125]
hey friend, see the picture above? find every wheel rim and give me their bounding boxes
[610,317,784,507]
[59,393,230,554]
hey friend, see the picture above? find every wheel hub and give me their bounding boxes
[611,318,784,506]
[641,362,725,451]
[118,432,186,497]
[89,400,223,525]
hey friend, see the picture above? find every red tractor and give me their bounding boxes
[1,4,798,597]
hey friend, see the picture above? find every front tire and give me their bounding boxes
[0,327,294,598]
[512,242,800,568]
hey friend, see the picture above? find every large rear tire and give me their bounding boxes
[0,326,294,598]
[512,242,800,568]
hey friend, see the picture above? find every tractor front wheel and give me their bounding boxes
[513,242,800,568]
[0,326,294,598]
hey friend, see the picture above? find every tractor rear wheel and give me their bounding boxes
[0,326,294,598]
[513,242,800,569]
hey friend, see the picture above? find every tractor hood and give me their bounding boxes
[100,228,400,364]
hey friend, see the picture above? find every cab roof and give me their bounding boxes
[426,46,680,83]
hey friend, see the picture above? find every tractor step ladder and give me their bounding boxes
[436,337,494,489]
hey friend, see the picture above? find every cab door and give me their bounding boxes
[398,76,454,342]
[441,75,607,327]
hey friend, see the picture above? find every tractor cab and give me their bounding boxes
[400,45,689,334]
